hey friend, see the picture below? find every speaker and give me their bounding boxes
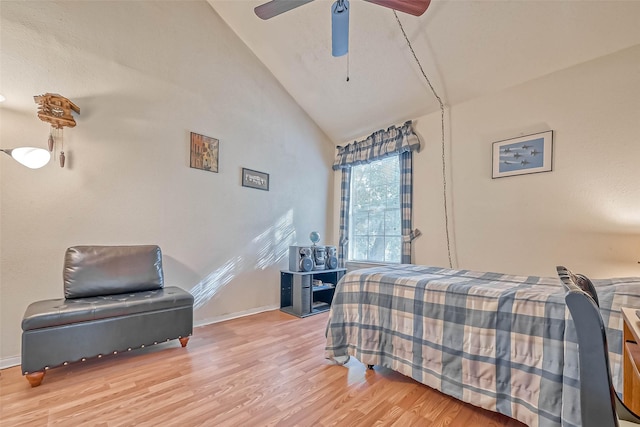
[289,246,314,272]
[325,245,338,270]
[291,274,312,316]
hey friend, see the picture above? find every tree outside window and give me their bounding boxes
[348,154,401,263]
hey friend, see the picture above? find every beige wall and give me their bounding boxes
[335,44,640,279]
[0,1,334,366]
[414,44,640,278]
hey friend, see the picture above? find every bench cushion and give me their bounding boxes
[64,245,164,299]
[22,286,193,331]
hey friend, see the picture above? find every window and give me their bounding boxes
[334,121,419,267]
[348,154,401,263]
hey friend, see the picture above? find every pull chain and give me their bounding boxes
[346,51,350,82]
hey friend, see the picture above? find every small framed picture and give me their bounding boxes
[242,168,269,191]
[190,132,219,173]
[492,130,553,178]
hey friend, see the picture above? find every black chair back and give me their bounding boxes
[565,289,619,427]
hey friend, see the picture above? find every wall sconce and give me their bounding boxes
[0,147,51,169]
[34,93,80,168]
[1,90,52,168]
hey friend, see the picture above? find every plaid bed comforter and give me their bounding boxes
[324,264,640,427]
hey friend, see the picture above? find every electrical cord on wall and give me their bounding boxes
[394,11,453,269]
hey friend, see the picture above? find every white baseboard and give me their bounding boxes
[194,304,279,328]
[0,355,21,370]
[0,305,280,371]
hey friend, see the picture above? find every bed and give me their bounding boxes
[324,264,640,427]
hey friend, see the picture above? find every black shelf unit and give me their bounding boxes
[280,268,346,317]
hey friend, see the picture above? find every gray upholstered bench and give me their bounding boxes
[21,245,194,387]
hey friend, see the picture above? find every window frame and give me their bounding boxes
[347,154,402,264]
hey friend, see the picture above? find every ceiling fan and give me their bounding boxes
[254,0,431,57]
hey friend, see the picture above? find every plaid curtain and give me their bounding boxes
[333,120,420,170]
[338,168,351,268]
[400,151,421,264]
[334,120,421,265]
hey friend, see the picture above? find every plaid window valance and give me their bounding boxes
[332,120,420,170]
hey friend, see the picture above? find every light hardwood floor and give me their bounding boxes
[0,310,525,426]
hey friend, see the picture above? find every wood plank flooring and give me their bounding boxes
[0,310,525,426]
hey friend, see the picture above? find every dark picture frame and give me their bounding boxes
[190,132,219,173]
[242,168,269,191]
[492,130,553,178]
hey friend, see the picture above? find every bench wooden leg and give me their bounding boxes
[179,337,190,347]
[26,371,45,387]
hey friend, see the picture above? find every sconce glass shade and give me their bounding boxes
[1,147,51,169]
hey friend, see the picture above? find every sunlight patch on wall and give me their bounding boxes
[253,210,296,270]
[593,199,640,232]
[190,255,244,309]
[611,210,640,230]
[190,209,296,308]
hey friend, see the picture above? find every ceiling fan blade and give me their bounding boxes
[363,0,431,17]
[331,0,349,57]
[254,0,315,20]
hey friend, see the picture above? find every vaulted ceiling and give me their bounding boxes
[209,0,640,143]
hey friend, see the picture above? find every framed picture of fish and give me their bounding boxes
[492,130,553,178]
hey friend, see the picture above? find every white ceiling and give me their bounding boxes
[209,0,640,143]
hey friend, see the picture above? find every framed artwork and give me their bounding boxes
[190,132,219,173]
[242,168,269,191]
[492,130,553,178]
